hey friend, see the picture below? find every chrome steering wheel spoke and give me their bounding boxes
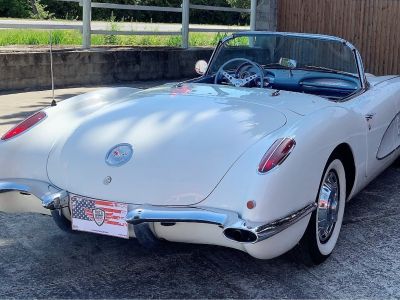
[215,58,264,88]
[221,71,240,87]
[222,71,260,88]
[242,74,259,85]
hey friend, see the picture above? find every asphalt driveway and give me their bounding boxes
[0,86,400,299]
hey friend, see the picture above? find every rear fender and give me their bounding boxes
[202,106,365,225]
[0,88,139,213]
[0,87,140,180]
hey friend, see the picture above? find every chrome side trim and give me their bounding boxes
[253,202,317,242]
[0,179,68,210]
[372,75,400,87]
[126,202,317,244]
[376,111,400,160]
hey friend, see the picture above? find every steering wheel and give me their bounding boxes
[214,58,265,88]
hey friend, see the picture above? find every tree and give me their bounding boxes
[29,0,54,19]
[0,0,31,18]
[0,0,250,25]
[0,0,53,19]
[29,0,39,15]
[226,0,250,9]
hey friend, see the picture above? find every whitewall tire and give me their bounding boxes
[297,158,346,265]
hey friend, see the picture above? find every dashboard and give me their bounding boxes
[194,68,361,101]
[264,69,360,99]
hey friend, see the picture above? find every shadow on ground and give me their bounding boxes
[0,92,84,126]
[0,101,50,126]
[0,82,168,128]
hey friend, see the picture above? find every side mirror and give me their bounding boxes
[195,60,208,75]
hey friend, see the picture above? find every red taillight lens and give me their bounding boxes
[258,138,296,173]
[1,111,46,141]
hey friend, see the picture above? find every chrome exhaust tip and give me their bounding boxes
[223,228,257,243]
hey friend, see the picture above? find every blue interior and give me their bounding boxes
[193,69,360,101]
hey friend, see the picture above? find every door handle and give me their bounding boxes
[365,113,376,121]
[365,113,375,131]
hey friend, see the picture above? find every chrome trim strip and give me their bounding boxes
[253,202,317,242]
[0,179,68,210]
[0,182,31,194]
[126,206,237,227]
[232,31,356,48]
[371,75,400,87]
[354,49,367,90]
[376,111,400,161]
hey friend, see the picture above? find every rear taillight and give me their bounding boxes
[1,111,46,141]
[258,138,296,173]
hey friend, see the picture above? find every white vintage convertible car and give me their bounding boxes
[0,32,399,265]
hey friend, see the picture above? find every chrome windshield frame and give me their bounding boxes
[206,31,367,89]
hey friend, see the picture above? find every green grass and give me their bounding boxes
[0,29,228,47]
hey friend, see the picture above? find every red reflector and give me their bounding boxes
[258,138,296,173]
[247,200,256,209]
[1,111,46,141]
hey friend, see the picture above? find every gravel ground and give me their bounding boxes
[0,162,400,299]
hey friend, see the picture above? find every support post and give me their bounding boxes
[181,0,190,48]
[255,0,277,31]
[250,0,257,31]
[82,0,91,49]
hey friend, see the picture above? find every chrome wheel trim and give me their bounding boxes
[317,169,340,244]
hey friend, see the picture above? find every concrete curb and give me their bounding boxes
[0,47,213,92]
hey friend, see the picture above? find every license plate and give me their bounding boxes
[70,194,129,239]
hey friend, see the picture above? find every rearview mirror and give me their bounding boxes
[279,57,297,68]
[195,60,208,75]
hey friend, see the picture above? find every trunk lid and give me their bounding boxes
[47,84,288,205]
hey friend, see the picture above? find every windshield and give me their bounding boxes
[208,33,359,77]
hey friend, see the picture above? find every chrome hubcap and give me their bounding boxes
[317,170,340,243]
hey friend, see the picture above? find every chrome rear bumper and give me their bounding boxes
[0,179,316,244]
[0,179,68,210]
[126,203,317,243]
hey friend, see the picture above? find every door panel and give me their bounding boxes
[349,87,398,179]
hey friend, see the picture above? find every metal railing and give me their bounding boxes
[0,0,255,49]
[80,0,256,48]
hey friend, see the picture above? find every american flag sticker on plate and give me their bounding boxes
[70,194,129,239]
